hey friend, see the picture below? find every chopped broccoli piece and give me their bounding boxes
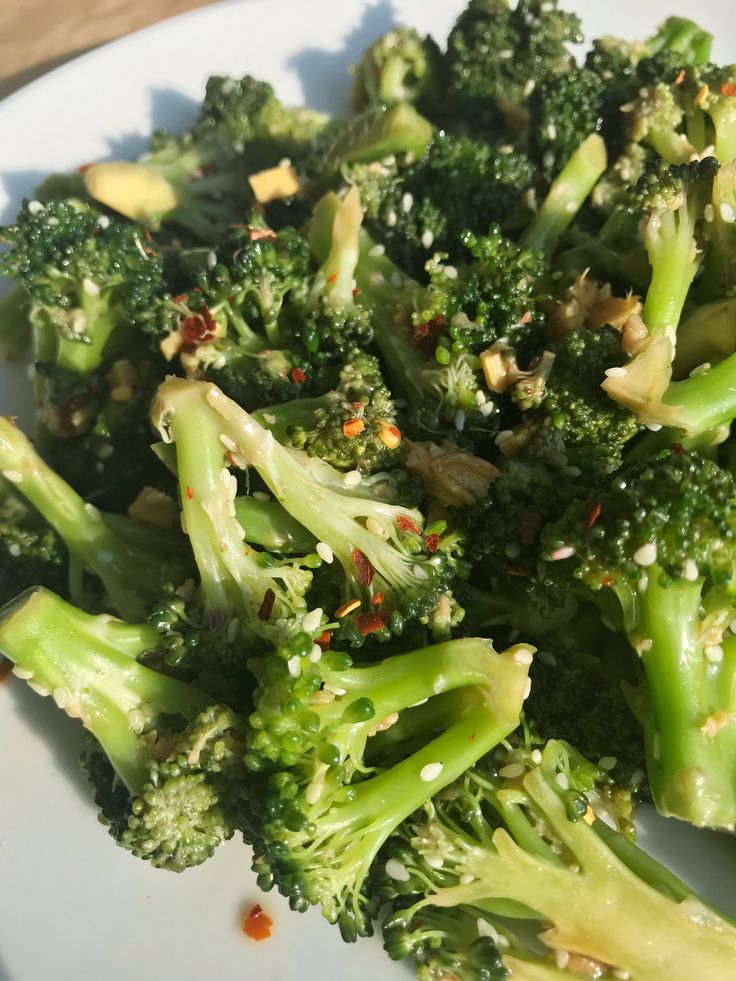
[351,27,443,111]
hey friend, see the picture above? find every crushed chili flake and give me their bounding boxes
[186,485,195,501]
[601,576,614,587]
[342,418,366,438]
[258,589,276,621]
[468,731,477,741]
[326,271,339,284]
[675,69,686,85]
[352,549,375,587]
[355,613,386,636]
[77,163,93,174]
[143,228,153,242]
[372,592,385,606]
[0,656,12,683]
[192,286,204,294]
[396,515,420,535]
[181,307,217,349]
[586,500,602,528]
[291,367,307,385]
[671,442,686,455]
[519,310,533,325]
[351,401,362,410]
[424,533,440,554]
[243,904,273,941]
[721,82,736,97]
[174,293,189,304]
[352,287,362,297]
[316,630,332,650]
[411,315,445,348]
[249,227,277,241]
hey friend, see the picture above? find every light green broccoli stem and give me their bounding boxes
[708,101,736,166]
[314,186,363,309]
[626,572,736,828]
[0,416,183,620]
[521,135,607,255]
[31,286,128,374]
[421,762,736,979]
[647,16,713,64]
[324,102,432,170]
[153,380,311,626]
[0,284,32,361]
[662,350,736,435]
[642,203,700,334]
[233,496,316,554]
[0,588,209,793]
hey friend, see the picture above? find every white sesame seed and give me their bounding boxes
[637,572,649,592]
[613,971,631,980]
[706,645,724,664]
[554,950,570,970]
[27,200,44,215]
[261,412,277,425]
[596,807,618,831]
[633,542,657,567]
[599,756,618,770]
[386,209,397,227]
[96,214,110,229]
[369,243,386,257]
[477,919,499,941]
[645,422,663,432]
[366,517,388,538]
[684,559,699,581]
[409,697,429,707]
[305,778,324,806]
[413,563,429,581]
[316,542,334,564]
[342,470,362,488]
[7,543,20,557]
[704,203,715,223]
[401,192,414,213]
[499,763,525,779]
[302,608,323,633]
[70,309,87,335]
[425,854,444,869]
[52,686,70,709]
[287,656,302,678]
[369,271,385,286]
[12,666,33,680]
[720,202,736,224]
[531,749,543,765]
[219,433,237,452]
[227,618,240,643]
[278,157,292,168]
[458,873,475,885]
[309,644,322,663]
[543,150,556,170]
[1,469,22,484]
[605,366,627,378]
[324,685,347,696]
[443,265,459,280]
[28,681,50,697]
[479,401,495,417]
[83,502,101,521]
[556,772,570,790]
[494,429,514,445]
[420,762,444,782]
[385,858,411,882]
[252,491,270,501]
[475,389,486,405]
[421,229,434,249]
[513,647,533,666]
[550,545,575,561]
[82,277,100,297]
[207,251,217,270]
[454,409,465,432]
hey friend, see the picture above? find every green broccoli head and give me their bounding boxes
[351,27,443,111]
[528,68,605,179]
[0,477,67,608]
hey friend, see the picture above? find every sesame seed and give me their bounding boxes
[706,645,724,663]
[513,646,533,666]
[369,243,385,257]
[454,409,465,431]
[459,873,475,885]
[425,854,444,869]
[96,215,110,229]
[309,644,322,663]
[386,209,397,227]
[70,309,87,335]
[252,491,270,501]
[475,389,486,405]
[637,572,648,592]
[633,542,657,567]
[477,919,498,941]
[550,545,575,561]
[443,265,458,280]
[499,763,525,779]
[52,687,69,709]
[366,517,388,538]
[262,412,277,425]
[613,972,631,981]
[413,563,429,581]
[421,229,434,249]
[27,200,44,215]
[29,681,50,697]
[420,762,444,782]
[645,422,663,432]
[599,756,618,770]
[433,675,445,693]
[324,685,346,696]
[684,559,699,581]
[335,599,361,618]
[385,858,411,882]
[554,950,570,970]
[636,638,653,654]
[494,429,514,445]
[305,779,324,806]
[287,656,302,678]
[565,466,582,477]
[369,271,385,286]
[720,202,736,224]
[83,502,101,521]
[342,470,362,488]
[556,772,570,790]
[7,543,20,557]
[401,192,414,213]
[505,541,521,559]
[604,366,627,378]
[1,469,22,484]
[543,150,555,170]
[316,542,334,564]
[12,666,33,680]
[479,401,495,417]
[227,618,240,643]
[302,608,323,633]
[207,251,217,269]
[278,157,292,168]
[531,749,543,765]
[596,808,618,831]
[82,277,100,297]
[219,433,237,452]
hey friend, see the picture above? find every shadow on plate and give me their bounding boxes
[288,0,400,115]
[0,951,13,981]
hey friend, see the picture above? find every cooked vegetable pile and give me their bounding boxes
[3,2,736,977]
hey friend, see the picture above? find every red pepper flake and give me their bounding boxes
[186,485,195,501]
[352,287,362,297]
[291,367,307,385]
[258,589,276,622]
[342,418,366,438]
[424,533,440,554]
[143,228,153,242]
[77,163,93,174]
[316,630,332,650]
[243,904,273,941]
[249,227,277,241]
[468,732,476,742]
[0,656,12,683]
[352,549,374,587]
[174,293,189,304]
[372,592,385,606]
[326,271,339,284]
[192,286,204,294]
[586,500,601,528]
[519,310,533,325]
[396,515,420,535]
[671,442,686,455]
[351,401,362,410]
[181,307,217,349]
[675,69,686,85]
[721,83,736,97]
[601,576,614,587]
[410,315,445,348]
[355,612,386,636]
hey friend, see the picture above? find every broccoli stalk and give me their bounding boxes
[0,284,32,361]
[322,103,433,172]
[381,742,736,979]
[0,416,188,621]
[543,451,736,828]
[233,496,316,554]
[245,632,533,938]
[154,377,449,639]
[0,587,248,870]
[150,378,313,640]
[520,134,608,255]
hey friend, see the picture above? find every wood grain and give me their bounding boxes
[0,0,215,98]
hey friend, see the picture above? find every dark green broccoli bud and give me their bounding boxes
[0,199,171,374]
[0,476,67,607]
[0,588,248,871]
[0,416,190,621]
[0,284,32,362]
[528,68,605,179]
[244,632,532,939]
[379,741,736,979]
[442,0,582,137]
[543,451,736,828]
[150,379,316,645]
[351,27,443,111]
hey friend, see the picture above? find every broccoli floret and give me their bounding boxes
[351,27,443,112]
[0,476,67,607]
[622,82,696,164]
[528,68,605,179]
[380,741,736,979]
[678,64,736,164]
[543,450,736,828]
[244,632,532,939]
[322,102,433,175]
[0,199,170,374]
[442,0,582,138]
[0,588,248,871]
[0,284,32,362]
[150,378,315,645]
[0,416,189,621]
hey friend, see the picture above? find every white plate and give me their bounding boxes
[1,2,736,979]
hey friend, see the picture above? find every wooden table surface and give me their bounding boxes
[0,0,215,99]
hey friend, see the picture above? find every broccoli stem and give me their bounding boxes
[233,496,316,554]
[520,135,607,256]
[32,290,130,374]
[662,350,736,435]
[0,284,31,361]
[0,588,208,793]
[630,573,736,827]
[642,209,699,334]
[0,416,185,620]
[323,103,432,170]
